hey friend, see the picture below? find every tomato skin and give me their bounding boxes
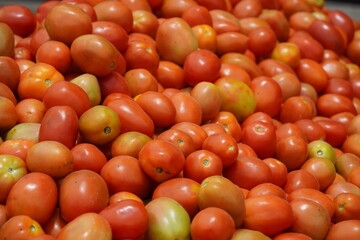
[15,98,46,124]
[59,170,109,222]
[6,172,58,225]
[156,61,185,89]
[171,92,203,125]
[276,136,309,170]
[98,72,130,100]
[0,57,20,93]
[296,58,329,93]
[43,81,92,118]
[0,5,36,38]
[317,94,356,117]
[138,140,185,183]
[99,199,148,240]
[0,215,44,240]
[105,97,154,137]
[157,129,196,158]
[182,5,213,27]
[263,158,288,187]
[152,178,200,219]
[280,96,317,123]
[326,220,360,240]
[0,139,35,162]
[100,155,152,199]
[328,10,354,44]
[248,27,277,57]
[39,106,78,149]
[244,195,294,237]
[0,96,18,133]
[283,169,320,194]
[92,21,128,53]
[332,193,360,223]
[273,232,312,240]
[211,111,242,142]
[56,213,112,240]
[45,3,92,46]
[71,143,107,173]
[190,207,235,240]
[316,119,347,148]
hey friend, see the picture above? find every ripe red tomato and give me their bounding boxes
[171,122,208,150]
[71,143,108,173]
[138,139,185,183]
[247,182,287,199]
[283,169,320,193]
[59,170,109,222]
[0,5,36,38]
[92,20,128,53]
[248,27,277,57]
[326,220,360,240]
[0,215,44,240]
[15,98,45,123]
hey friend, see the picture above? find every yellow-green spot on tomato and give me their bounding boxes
[45,79,52,85]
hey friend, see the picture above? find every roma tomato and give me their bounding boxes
[191,24,217,52]
[111,131,152,158]
[70,73,102,107]
[100,155,152,199]
[6,172,58,225]
[216,32,249,56]
[0,5,36,38]
[190,207,235,240]
[0,23,15,57]
[45,3,92,46]
[152,178,200,219]
[333,193,360,222]
[301,157,336,191]
[15,98,46,123]
[26,141,74,179]
[317,93,356,117]
[325,220,360,240]
[138,140,185,183]
[283,169,320,193]
[182,5,213,27]
[0,155,27,204]
[92,20,128,53]
[157,129,196,158]
[42,81,91,118]
[124,69,158,97]
[59,170,109,222]
[171,122,208,150]
[39,106,79,149]
[71,143,108,173]
[156,61,185,89]
[99,199,148,240]
[0,139,35,162]
[248,27,277,57]
[170,92,203,125]
[0,215,44,240]
[279,96,317,123]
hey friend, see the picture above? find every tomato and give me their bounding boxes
[156,17,198,65]
[100,155,151,199]
[328,10,355,45]
[248,27,277,58]
[288,31,324,62]
[290,199,331,240]
[263,158,288,187]
[244,195,294,237]
[111,131,151,158]
[307,139,337,163]
[43,208,67,238]
[272,72,301,102]
[316,119,347,148]
[0,82,16,106]
[156,61,185,89]
[0,56,21,93]
[0,139,35,162]
[294,119,326,142]
[247,182,287,199]
[271,42,301,69]
[132,10,159,38]
[145,197,191,240]
[43,81,91,118]
[152,178,200,218]
[70,73,102,107]
[26,141,74,179]
[171,122,208,150]
[35,40,72,74]
[0,215,44,240]
[197,175,246,227]
[45,3,92,46]
[15,59,35,74]
[0,204,7,228]
[280,96,317,123]
[29,28,50,57]
[0,23,14,57]
[39,106,78,149]
[210,9,241,34]
[4,123,40,143]
[343,133,360,158]
[105,97,154,137]
[124,69,158,97]
[35,1,60,22]
[223,156,272,190]
[56,213,112,240]
[15,99,45,124]
[251,76,282,118]
[201,123,227,137]
[220,52,262,79]
[317,94,356,117]
[273,232,312,240]
[59,170,109,222]
[183,149,223,183]
[211,111,242,142]
[0,5,36,37]
[92,21,128,54]
[232,0,263,19]
[216,32,249,56]
[325,220,360,240]
[6,172,57,225]
[275,122,307,142]
[348,167,360,188]
[308,19,345,55]
[301,157,336,191]
[170,92,203,125]
[18,62,64,101]
[191,24,217,52]
[98,72,130,100]
[347,40,360,66]
[190,207,235,240]
[259,9,290,42]
[71,143,107,173]
[100,199,148,240]
[157,129,196,158]
[0,97,17,133]
[283,169,320,193]
[71,34,120,77]
[332,193,360,222]
[138,139,185,183]
[159,0,197,18]
[182,5,213,27]
[0,155,27,204]
[109,191,143,205]
[219,63,251,86]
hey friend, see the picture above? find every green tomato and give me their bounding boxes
[307,140,336,163]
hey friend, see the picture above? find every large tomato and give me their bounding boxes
[0,5,36,38]
[0,215,44,240]
[59,170,109,222]
[6,172,58,225]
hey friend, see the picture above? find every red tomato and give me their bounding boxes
[124,69,158,97]
[219,63,251,86]
[0,97,18,133]
[232,0,263,19]
[0,57,20,93]
[0,215,44,240]
[59,170,109,222]
[156,61,185,89]
[111,131,152,159]
[92,21,128,53]
[247,182,287,199]
[263,158,288,187]
[171,122,208,151]
[43,208,67,238]
[190,207,235,240]
[273,232,312,240]
[71,143,108,173]
[325,220,360,240]
[0,22,15,57]
[98,72,130,100]
[211,111,242,142]
[138,140,185,183]
[0,5,36,37]
[294,119,326,142]
[216,32,249,56]
[258,58,296,77]
[45,3,92,46]
[39,106,78,149]
[182,5,213,27]
[333,193,360,222]
[6,172,58,225]
[152,178,200,219]
[201,123,227,137]
[15,98,45,123]
[43,81,91,118]
[248,27,277,57]
[272,72,301,101]
[283,169,320,193]
[296,58,329,92]
[0,139,35,162]
[100,155,151,199]
[171,92,203,125]
[288,31,324,62]
[316,119,347,148]
[99,199,148,240]
[0,82,16,106]
[280,96,317,123]
[244,195,294,237]
[301,157,336,191]
[157,129,196,158]
[132,10,159,38]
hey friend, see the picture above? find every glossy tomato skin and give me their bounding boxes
[105,97,154,137]
[138,140,185,183]
[152,178,200,219]
[100,155,152,199]
[157,129,196,158]
[59,170,109,222]
[39,106,78,149]
[56,213,112,240]
[317,93,356,117]
[283,169,320,194]
[0,23,15,57]
[0,215,44,240]
[0,5,36,38]
[15,98,46,124]
[43,81,91,118]
[6,172,58,225]
[325,220,360,240]
[43,208,67,238]
[280,96,317,123]
[333,193,360,222]
[244,195,294,237]
[0,139,35,162]
[99,199,148,240]
[71,143,107,173]
[170,92,203,125]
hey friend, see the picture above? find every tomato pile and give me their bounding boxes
[1,0,360,239]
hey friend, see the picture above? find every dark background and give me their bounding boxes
[1,0,360,20]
